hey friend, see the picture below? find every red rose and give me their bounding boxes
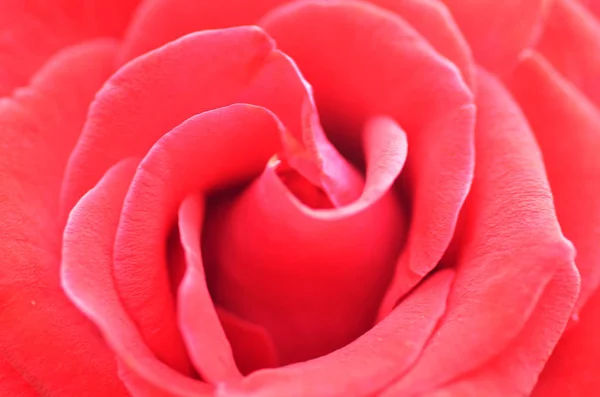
[1,0,599,396]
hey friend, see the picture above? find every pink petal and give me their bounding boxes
[177,194,242,382]
[218,270,453,397]
[110,104,286,381]
[536,0,600,109]
[259,0,475,320]
[204,115,407,365]
[437,0,549,74]
[61,159,212,397]
[382,68,577,395]
[508,51,600,315]
[0,0,140,95]
[0,41,129,396]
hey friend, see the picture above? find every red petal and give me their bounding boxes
[437,0,549,74]
[0,0,139,95]
[0,356,38,397]
[110,104,285,381]
[177,194,242,382]
[220,270,454,397]
[204,115,407,365]
[61,159,212,397]
[119,0,474,89]
[118,0,287,62]
[259,0,475,320]
[508,51,600,315]
[536,0,600,109]
[383,68,577,395]
[532,275,600,396]
[369,0,475,87]
[0,41,128,396]
[421,264,579,397]
[62,26,356,218]
[216,307,279,376]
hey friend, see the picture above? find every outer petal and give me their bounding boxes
[217,270,454,397]
[0,41,128,396]
[536,0,600,108]
[381,69,577,395]
[532,279,600,396]
[411,265,579,397]
[438,0,549,74]
[508,52,600,396]
[260,0,475,319]
[508,51,600,315]
[118,0,287,62]
[61,159,212,397]
[120,0,474,88]
[0,356,38,397]
[0,0,140,95]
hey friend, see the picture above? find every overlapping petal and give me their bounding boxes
[380,69,578,396]
[0,0,140,95]
[61,159,212,396]
[259,0,475,319]
[536,0,600,108]
[0,40,129,396]
[203,115,407,365]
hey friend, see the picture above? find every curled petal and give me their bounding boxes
[177,194,242,382]
[111,104,285,380]
[259,0,475,319]
[204,115,407,365]
[61,159,212,397]
[383,68,577,395]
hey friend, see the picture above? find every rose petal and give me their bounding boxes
[536,0,600,109]
[62,26,357,219]
[111,104,285,381]
[177,193,242,382]
[0,356,38,397]
[118,0,287,62]
[532,275,600,396]
[216,307,279,376]
[61,159,212,397]
[369,0,475,88]
[119,0,474,89]
[437,0,549,74]
[508,51,600,315]
[216,270,453,397]
[0,41,129,396]
[383,68,577,395]
[203,115,407,365]
[421,264,579,397]
[0,0,139,95]
[259,0,475,319]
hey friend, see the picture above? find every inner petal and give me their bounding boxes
[202,116,408,367]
